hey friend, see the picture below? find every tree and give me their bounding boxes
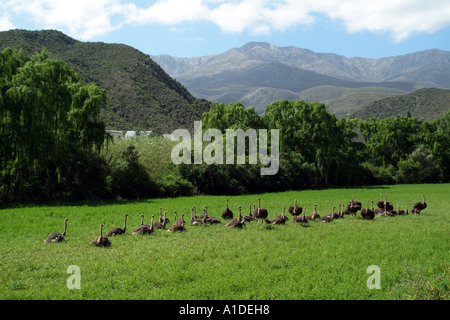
[0,48,108,201]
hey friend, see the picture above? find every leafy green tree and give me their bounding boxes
[0,48,108,201]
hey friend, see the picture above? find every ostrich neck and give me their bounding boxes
[63,219,67,236]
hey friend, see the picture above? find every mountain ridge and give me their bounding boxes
[0,29,210,132]
[152,42,450,114]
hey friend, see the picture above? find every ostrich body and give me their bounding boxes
[288,199,302,217]
[203,207,221,224]
[253,198,268,227]
[107,214,128,236]
[383,195,394,212]
[132,215,154,235]
[243,204,255,222]
[191,207,204,226]
[293,207,308,225]
[90,224,111,247]
[45,218,68,243]
[305,204,320,221]
[153,211,167,229]
[267,206,288,225]
[319,207,335,222]
[168,214,187,232]
[173,211,185,225]
[376,193,384,209]
[361,200,375,220]
[347,197,362,216]
[159,207,170,224]
[225,206,245,228]
[221,198,233,220]
[412,195,427,214]
[397,203,406,215]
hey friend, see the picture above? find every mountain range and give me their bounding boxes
[0,29,210,132]
[1,30,449,130]
[152,42,450,116]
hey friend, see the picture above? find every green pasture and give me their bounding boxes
[0,184,448,300]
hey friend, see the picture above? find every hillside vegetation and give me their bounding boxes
[351,88,450,121]
[0,29,210,132]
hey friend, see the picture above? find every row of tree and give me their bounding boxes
[182,101,449,195]
[1,48,449,204]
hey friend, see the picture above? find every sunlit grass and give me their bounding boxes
[0,184,448,300]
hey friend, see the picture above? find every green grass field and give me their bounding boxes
[0,184,448,300]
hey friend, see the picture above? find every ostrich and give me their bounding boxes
[90,224,111,247]
[106,213,128,236]
[44,218,68,243]
[347,197,362,216]
[243,204,255,222]
[361,200,375,220]
[159,207,170,224]
[341,204,350,215]
[253,198,268,227]
[412,195,427,214]
[266,206,287,225]
[383,194,394,212]
[338,204,345,218]
[204,207,221,224]
[132,215,154,235]
[193,206,203,219]
[319,207,335,222]
[168,214,187,232]
[225,206,245,228]
[293,207,308,225]
[376,193,384,209]
[397,203,406,215]
[221,198,233,220]
[190,207,204,226]
[390,203,399,215]
[306,204,320,220]
[173,211,185,225]
[360,200,369,217]
[305,204,320,221]
[153,211,167,229]
[288,199,302,217]
[380,202,393,217]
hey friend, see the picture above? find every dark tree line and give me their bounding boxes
[181,101,449,195]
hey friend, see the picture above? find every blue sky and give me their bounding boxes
[1,0,450,58]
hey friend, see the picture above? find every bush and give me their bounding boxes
[106,145,157,199]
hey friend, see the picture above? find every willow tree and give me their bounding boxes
[0,48,108,201]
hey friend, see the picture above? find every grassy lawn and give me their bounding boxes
[0,184,448,300]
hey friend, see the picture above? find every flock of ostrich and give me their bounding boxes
[44,194,427,247]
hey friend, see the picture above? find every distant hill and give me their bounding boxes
[0,29,210,132]
[153,42,450,115]
[350,88,450,121]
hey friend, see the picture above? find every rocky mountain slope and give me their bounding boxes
[153,42,450,115]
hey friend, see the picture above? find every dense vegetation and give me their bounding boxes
[0,29,211,132]
[0,48,109,203]
[1,48,449,204]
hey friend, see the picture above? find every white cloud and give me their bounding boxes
[4,0,128,39]
[0,15,16,31]
[2,0,450,41]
